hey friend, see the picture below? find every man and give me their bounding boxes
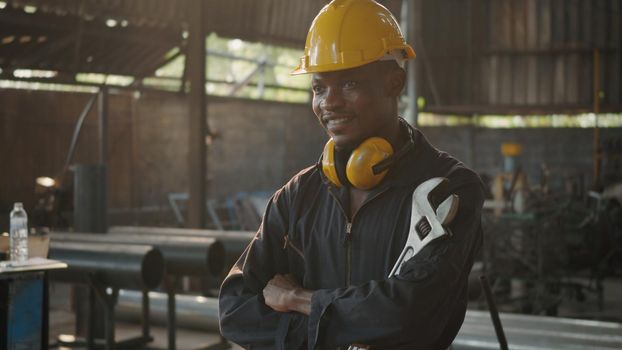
[219,0,484,349]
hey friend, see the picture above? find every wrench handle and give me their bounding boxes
[388,246,414,278]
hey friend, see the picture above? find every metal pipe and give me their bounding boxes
[109,226,254,266]
[60,92,98,185]
[48,241,163,290]
[110,225,253,241]
[116,290,220,332]
[51,232,225,277]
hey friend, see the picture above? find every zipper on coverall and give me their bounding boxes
[329,189,388,287]
[345,222,353,286]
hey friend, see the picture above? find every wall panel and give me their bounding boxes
[0,88,325,230]
[419,0,622,114]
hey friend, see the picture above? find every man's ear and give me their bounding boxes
[385,67,406,97]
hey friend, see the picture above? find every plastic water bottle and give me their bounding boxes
[9,202,28,262]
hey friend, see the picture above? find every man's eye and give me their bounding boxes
[312,85,324,93]
[343,81,358,89]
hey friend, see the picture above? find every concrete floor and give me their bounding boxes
[557,276,622,322]
[48,283,242,350]
[49,310,241,350]
[48,277,622,349]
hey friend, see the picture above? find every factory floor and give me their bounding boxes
[49,310,241,350]
[48,283,243,350]
[557,276,622,322]
[48,277,622,350]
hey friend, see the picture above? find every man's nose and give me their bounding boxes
[320,87,345,111]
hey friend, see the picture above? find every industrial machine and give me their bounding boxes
[481,143,622,317]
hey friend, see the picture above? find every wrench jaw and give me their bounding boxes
[437,194,460,226]
[389,178,460,278]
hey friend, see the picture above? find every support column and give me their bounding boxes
[593,49,601,188]
[188,0,207,228]
[99,87,108,165]
[401,0,418,126]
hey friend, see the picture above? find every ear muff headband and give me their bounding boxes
[372,137,414,175]
[322,137,394,190]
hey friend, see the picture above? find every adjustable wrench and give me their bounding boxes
[388,177,459,277]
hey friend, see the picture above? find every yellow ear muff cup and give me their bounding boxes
[346,137,393,190]
[322,139,343,187]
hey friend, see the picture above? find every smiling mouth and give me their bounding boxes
[325,116,353,128]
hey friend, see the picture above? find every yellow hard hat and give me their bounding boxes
[292,0,416,75]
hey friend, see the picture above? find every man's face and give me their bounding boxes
[311,61,399,151]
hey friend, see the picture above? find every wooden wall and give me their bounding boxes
[0,88,325,230]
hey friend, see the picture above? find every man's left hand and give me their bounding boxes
[263,274,313,315]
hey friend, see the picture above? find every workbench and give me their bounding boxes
[0,258,67,350]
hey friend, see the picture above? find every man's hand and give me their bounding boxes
[262,274,298,312]
[263,274,313,315]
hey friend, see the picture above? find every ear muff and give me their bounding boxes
[322,139,343,187]
[346,137,393,190]
[322,137,394,190]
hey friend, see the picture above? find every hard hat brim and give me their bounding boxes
[291,46,415,76]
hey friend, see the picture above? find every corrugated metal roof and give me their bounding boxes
[0,0,411,84]
[417,0,622,114]
[0,6,180,77]
[0,0,334,79]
